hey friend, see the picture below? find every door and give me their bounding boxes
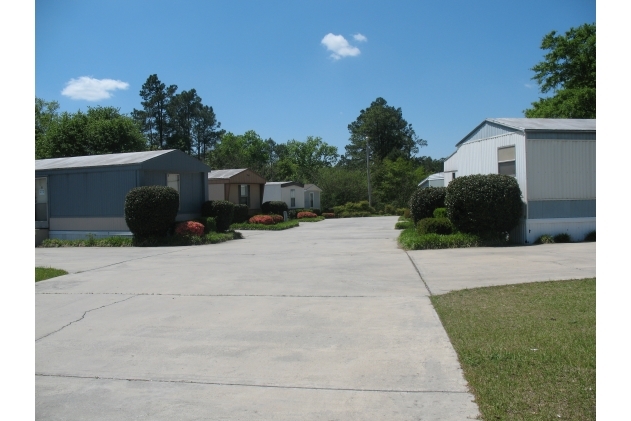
[35,177,49,228]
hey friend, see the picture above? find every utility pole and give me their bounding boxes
[366,136,372,206]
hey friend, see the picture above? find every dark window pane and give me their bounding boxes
[498,161,516,176]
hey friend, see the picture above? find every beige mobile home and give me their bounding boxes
[207,169,266,215]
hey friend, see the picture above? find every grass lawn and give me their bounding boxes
[39,232,240,247]
[431,278,595,421]
[296,216,325,222]
[230,220,299,230]
[35,267,68,282]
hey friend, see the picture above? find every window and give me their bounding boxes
[498,146,516,176]
[309,192,314,208]
[290,189,296,208]
[167,173,180,209]
[239,184,250,207]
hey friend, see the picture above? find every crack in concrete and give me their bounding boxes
[35,373,469,394]
[35,296,136,342]
[62,249,189,275]
[405,252,433,296]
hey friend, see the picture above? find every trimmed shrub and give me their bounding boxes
[408,187,446,224]
[445,174,522,236]
[384,204,396,215]
[298,211,318,219]
[417,217,455,235]
[249,215,275,225]
[125,186,180,238]
[323,213,335,219]
[433,207,448,219]
[233,204,250,224]
[535,234,555,244]
[174,221,205,237]
[201,200,235,232]
[395,221,414,230]
[193,216,217,233]
[262,201,288,216]
[584,230,596,242]
[270,214,284,223]
[553,233,571,243]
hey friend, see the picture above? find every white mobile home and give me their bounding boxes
[418,172,445,189]
[304,184,322,210]
[443,118,595,244]
[262,182,305,209]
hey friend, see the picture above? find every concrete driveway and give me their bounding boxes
[35,217,595,420]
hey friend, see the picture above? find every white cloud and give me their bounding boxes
[524,83,534,89]
[353,33,367,42]
[61,76,129,101]
[321,33,361,60]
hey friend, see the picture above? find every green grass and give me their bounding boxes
[230,220,300,230]
[395,220,414,230]
[35,267,68,282]
[431,278,595,421]
[40,236,133,247]
[296,216,325,222]
[398,228,482,249]
[39,232,241,247]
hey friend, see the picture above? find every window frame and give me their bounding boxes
[239,184,250,207]
[497,146,516,177]
[290,188,296,208]
[167,173,181,209]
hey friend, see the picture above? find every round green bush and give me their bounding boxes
[584,230,596,242]
[535,234,554,244]
[201,200,235,232]
[445,174,523,236]
[417,217,455,235]
[125,186,179,238]
[433,207,448,219]
[233,204,250,223]
[553,233,571,243]
[408,187,447,223]
[262,201,288,216]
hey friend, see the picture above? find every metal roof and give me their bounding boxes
[208,169,248,179]
[35,150,173,171]
[304,184,322,192]
[418,172,444,186]
[266,181,304,188]
[486,118,595,131]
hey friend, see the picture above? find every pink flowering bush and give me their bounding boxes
[174,221,205,237]
[270,214,284,223]
[249,215,275,225]
[297,211,318,219]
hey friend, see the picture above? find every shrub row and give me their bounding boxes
[261,201,288,215]
[535,231,595,244]
[201,200,235,232]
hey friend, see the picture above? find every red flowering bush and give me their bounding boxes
[174,221,205,237]
[270,214,284,223]
[297,211,318,219]
[323,213,335,219]
[249,215,275,225]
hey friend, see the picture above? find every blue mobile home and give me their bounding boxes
[35,150,210,242]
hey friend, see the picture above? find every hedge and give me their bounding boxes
[201,200,235,232]
[417,217,455,235]
[408,187,446,224]
[233,204,250,223]
[124,186,179,238]
[445,174,523,236]
[262,201,288,216]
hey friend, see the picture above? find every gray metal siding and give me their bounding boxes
[460,122,519,145]
[528,200,596,219]
[527,131,596,140]
[141,171,166,186]
[179,172,204,213]
[48,169,137,217]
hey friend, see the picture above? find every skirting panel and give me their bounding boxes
[510,218,596,244]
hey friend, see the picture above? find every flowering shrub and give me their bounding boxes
[270,214,284,223]
[323,213,335,219]
[297,211,318,219]
[174,221,205,237]
[249,215,275,225]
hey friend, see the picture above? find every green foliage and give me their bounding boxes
[398,228,481,250]
[584,230,596,242]
[132,231,240,246]
[535,234,555,244]
[35,267,68,281]
[38,106,147,159]
[524,23,596,118]
[231,220,299,230]
[417,217,455,235]
[261,201,288,216]
[313,167,367,211]
[124,186,179,238]
[277,136,338,182]
[433,207,448,219]
[201,200,235,232]
[233,204,250,224]
[35,98,60,159]
[333,201,376,215]
[40,237,133,247]
[395,221,414,230]
[553,233,571,243]
[408,187,447,224]
[194,217,217,233]
[445,174,523,236]
[344,97,426,165]
[372,157,428,209]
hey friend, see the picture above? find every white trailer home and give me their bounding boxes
[262,181,305,209]
[443,118,595,244]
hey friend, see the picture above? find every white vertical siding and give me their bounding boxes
[262,184,281,202]
[526,139,596,200]
[443,133,527,201]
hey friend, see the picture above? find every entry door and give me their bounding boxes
[35,177,49,228]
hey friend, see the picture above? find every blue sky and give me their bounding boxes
[36,0,595,161]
